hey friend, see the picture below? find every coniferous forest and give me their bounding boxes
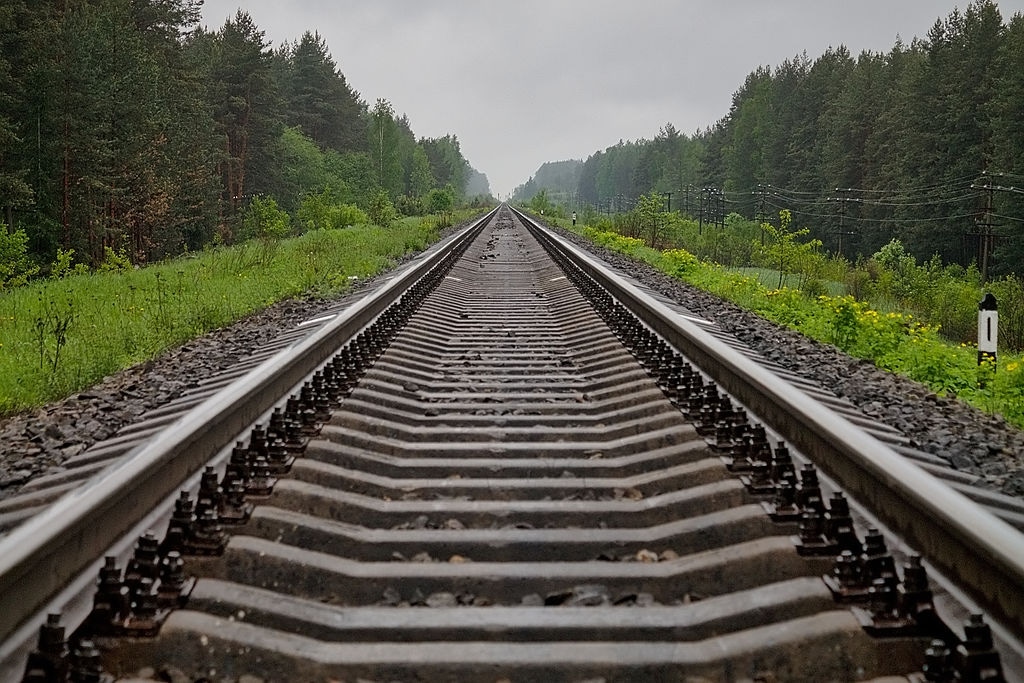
[0,0,488,270]
[514,0,1024,278]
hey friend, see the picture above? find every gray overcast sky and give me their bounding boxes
[199,1,1024,198]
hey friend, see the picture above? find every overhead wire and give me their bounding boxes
[599,173,1020,229]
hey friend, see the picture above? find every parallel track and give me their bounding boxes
[3,206,1024,682]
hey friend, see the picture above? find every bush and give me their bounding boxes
[870,239,932,302]
[297,189,369,232]
[990,359,1024,425]
[929,276,982,343]
[659,248,701,278]
[367,190,397,227]
[98,246,132,273]
[427,187,455,227]
[989,275,1024,352]
[844,266,871,300]
[580,226,646,255]
[239,196,291,242]
[802,278,829,298]
[336,203,370,228]
[0,226,39,288]
[394,194,424,217]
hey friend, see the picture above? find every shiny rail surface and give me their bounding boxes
[3,205,1023,682]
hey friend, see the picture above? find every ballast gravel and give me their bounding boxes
[1,220,1023,502]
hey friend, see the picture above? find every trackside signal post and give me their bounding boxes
[978,293,998,367]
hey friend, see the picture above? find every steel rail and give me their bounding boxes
[0,208,496,645]
[517,207,1024,639]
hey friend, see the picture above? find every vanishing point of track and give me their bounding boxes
[2,206,1024,681]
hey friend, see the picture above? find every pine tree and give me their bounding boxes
[192,10,282,229]
[990,12,1024,276]
[281,31,366,153]
[0,0,33,230]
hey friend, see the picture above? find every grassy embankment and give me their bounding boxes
[0,215,467,415]
[552,218,1024,430]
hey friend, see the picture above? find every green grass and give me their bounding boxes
[0,217,442,415]
[729,267,844,296]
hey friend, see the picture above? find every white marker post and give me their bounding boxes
[978,293,998,367]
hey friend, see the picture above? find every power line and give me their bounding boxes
[763,199,981,224]
[855,191,982,208]
[839,173,979,195]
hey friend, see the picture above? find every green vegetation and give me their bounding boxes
[551,205,1024,429]
[0,227,38,289]
[426,187,457,228]
[367,191,398,228]
[0,215,462,415]
[0,0,499,415]
[0,1,493,272]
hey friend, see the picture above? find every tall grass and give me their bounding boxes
[0,218,438,414]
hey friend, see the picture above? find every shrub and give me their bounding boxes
[991,359,1024,425]
[367,190,397,227]
[844,266,871,300]
[336,203,369,228]
[98,246,132,273]
[989,275,1024,352]
[297,189,369,232]
[50,248,88,279]
[394,193,423,217]
[929,276,982,343]
[427,187,456,227]
[0,226,39,288]
[239,196,291,242]
[659,248,701,278]
[580,226,646,254]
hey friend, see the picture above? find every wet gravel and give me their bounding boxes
[375,583,676,608]
[2,219,1023,501]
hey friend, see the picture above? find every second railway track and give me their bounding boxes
[3,206,1024,681]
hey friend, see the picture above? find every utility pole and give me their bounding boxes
[755,184,769,246]
[698,187,709,234]
[827,188,858,258]
[698,187,724,235]
[715,189,725,230]
[969,173,998,283]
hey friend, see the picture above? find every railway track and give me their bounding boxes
[2,205,1024,681]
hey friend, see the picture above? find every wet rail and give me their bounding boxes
[2,205,1023,682]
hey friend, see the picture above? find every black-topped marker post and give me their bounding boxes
[978,293,998,368]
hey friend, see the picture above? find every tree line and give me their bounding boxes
[0,0,490,269]
[515,0,1024,278]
